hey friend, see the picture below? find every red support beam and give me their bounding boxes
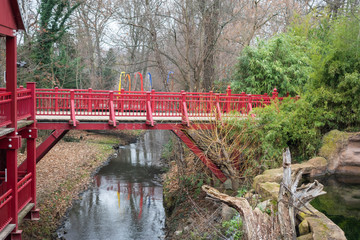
[35,129,68,164]
[171,129,227,182]
[18,129,68,172]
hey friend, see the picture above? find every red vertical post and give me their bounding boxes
[226,85,231,113]
[6,35,21,235]
[272,88,278,100]
[87,88,92,113]
[181,91,190,126]
[6,36,17,130]
[54,87,59,112]
[108,91,116,127]
[247,94,252,115]
[25,81,39,219]
[146,92,154,126]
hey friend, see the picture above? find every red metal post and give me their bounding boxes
[181,91,190,127]
[146,92,154,126]
[108,91,116,127]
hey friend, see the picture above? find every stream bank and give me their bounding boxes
[20,130,142,240]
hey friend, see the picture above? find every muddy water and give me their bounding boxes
[311,175,360,240]
[58,131,170,240]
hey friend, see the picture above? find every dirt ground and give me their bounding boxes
[19,130,141,239]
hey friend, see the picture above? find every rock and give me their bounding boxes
[336,165,360,175]
[298,220,310,236]
[307,157,328,177]
[221,204,238,221]
[224,179,233,190]
[175,230,182,236]
[256,182,279,200]
[297,233,313,240]
[252,168,283,189]
[256,199,271,212]
[298,205,346,240]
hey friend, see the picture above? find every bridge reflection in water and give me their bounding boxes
[58,131,170,240]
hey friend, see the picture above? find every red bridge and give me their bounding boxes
[0,84,285,239]
[0,1,287,239]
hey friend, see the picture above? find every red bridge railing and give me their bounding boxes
[0,85,286,128]
[35,87,285,126]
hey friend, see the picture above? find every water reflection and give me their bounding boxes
[58,131,170,240]
[311,175,360,240]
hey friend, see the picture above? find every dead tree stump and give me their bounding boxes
[202,148,326,240]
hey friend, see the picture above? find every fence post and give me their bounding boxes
[272,88,278,100]
[240,92,246,113]
[226,85,231,113]
[181,91,190,126]
[146,92,154,126]
[108,91,116,127]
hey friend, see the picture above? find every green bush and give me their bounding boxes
[227,97,325,165]
[231,34,311,96]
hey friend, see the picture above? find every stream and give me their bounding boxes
[311,174,360,240]
[57,130,170,240]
